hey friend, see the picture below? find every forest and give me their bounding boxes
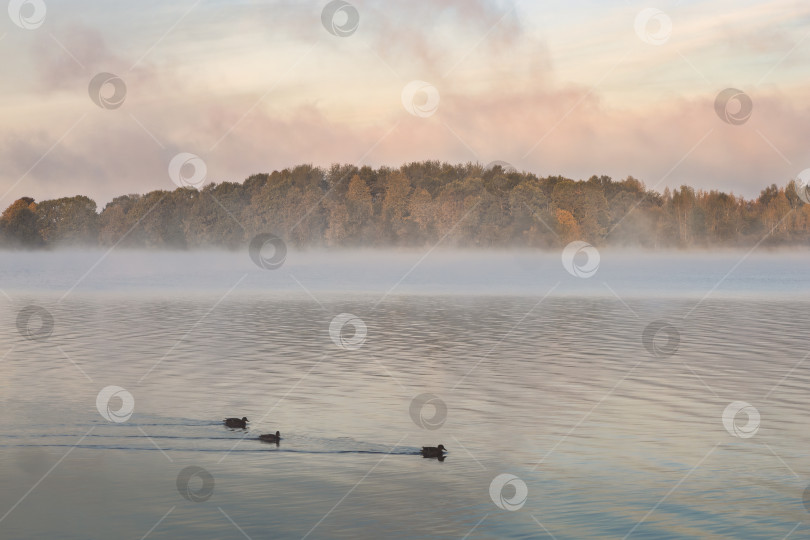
[1,161,808,249]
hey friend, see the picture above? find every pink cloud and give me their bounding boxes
[2,1,808,207]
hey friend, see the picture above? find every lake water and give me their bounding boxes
[0,249,809,539]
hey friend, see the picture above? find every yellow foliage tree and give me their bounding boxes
[555,208,581,243]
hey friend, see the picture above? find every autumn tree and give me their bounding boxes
[555,209,581,243]
[508,181,553,246]
[0,197,42,247]
[2,161,809,250]
[551,179,609,243]
[407,188,434,244]
[381,171,412,242]
[36,195,99,246]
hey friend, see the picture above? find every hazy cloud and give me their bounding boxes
[1,0,808,207]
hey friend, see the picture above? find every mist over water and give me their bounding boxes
[1,249,809,539]
[2,248,809,297]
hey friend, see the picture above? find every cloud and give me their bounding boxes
[4,80,807,208]
[1,0,808,207]
[32,25,119,89]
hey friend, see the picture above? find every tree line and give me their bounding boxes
[1,162,808,249]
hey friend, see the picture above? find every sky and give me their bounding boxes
[1,0,809,207]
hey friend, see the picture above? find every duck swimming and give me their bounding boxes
[421,444,447,458]
[224,417,248,429]
[259,431,281,443]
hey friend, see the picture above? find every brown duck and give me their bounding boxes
[421,444,447,458]
[259,431,281,443]
[224,417,248,429]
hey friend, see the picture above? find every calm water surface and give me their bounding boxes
[0,250,808,539]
